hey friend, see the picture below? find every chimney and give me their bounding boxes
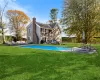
[33,17,36,31]
[32,17,37,43]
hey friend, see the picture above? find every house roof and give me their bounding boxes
[36,22,57,29]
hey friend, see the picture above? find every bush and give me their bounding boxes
[91,38,100,43]
[5,36,12,42]
[62,37,76,43]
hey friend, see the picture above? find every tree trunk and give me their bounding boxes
[2,28,5,44]
[1,17,5,44]
[16,33,18,41]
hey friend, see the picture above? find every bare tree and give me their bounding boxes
[0,0,9,44]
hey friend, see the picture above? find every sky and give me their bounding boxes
[15,0,63,22]
[0,0,63,22]
[0,0,66,37]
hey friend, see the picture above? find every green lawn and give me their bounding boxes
[0,43,100,80]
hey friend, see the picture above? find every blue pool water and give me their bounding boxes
[21,45,71,51]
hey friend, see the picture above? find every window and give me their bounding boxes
[41,28,42,32]
[29,28,31,34]
[28,37,30,40]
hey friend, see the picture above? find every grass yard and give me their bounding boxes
[0,43,100,80]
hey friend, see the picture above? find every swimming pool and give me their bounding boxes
[21,45,71,51]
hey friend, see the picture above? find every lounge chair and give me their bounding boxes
[73,45,97,54]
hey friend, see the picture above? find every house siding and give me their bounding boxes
[27,23,33,43]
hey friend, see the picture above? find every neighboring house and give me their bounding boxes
[0,27,16,42]
[27,18,62,44]
[0,24,27,42]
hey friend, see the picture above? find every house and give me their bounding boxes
[27,18,62,44]
[0,25,26,42]
[0,26,15,42]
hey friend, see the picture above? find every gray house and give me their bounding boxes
[27,18,62,44]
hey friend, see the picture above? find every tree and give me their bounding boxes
[62,0,100,44]
[50,8,58,23]
[0,0,9,44]
[7,10,30,41]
